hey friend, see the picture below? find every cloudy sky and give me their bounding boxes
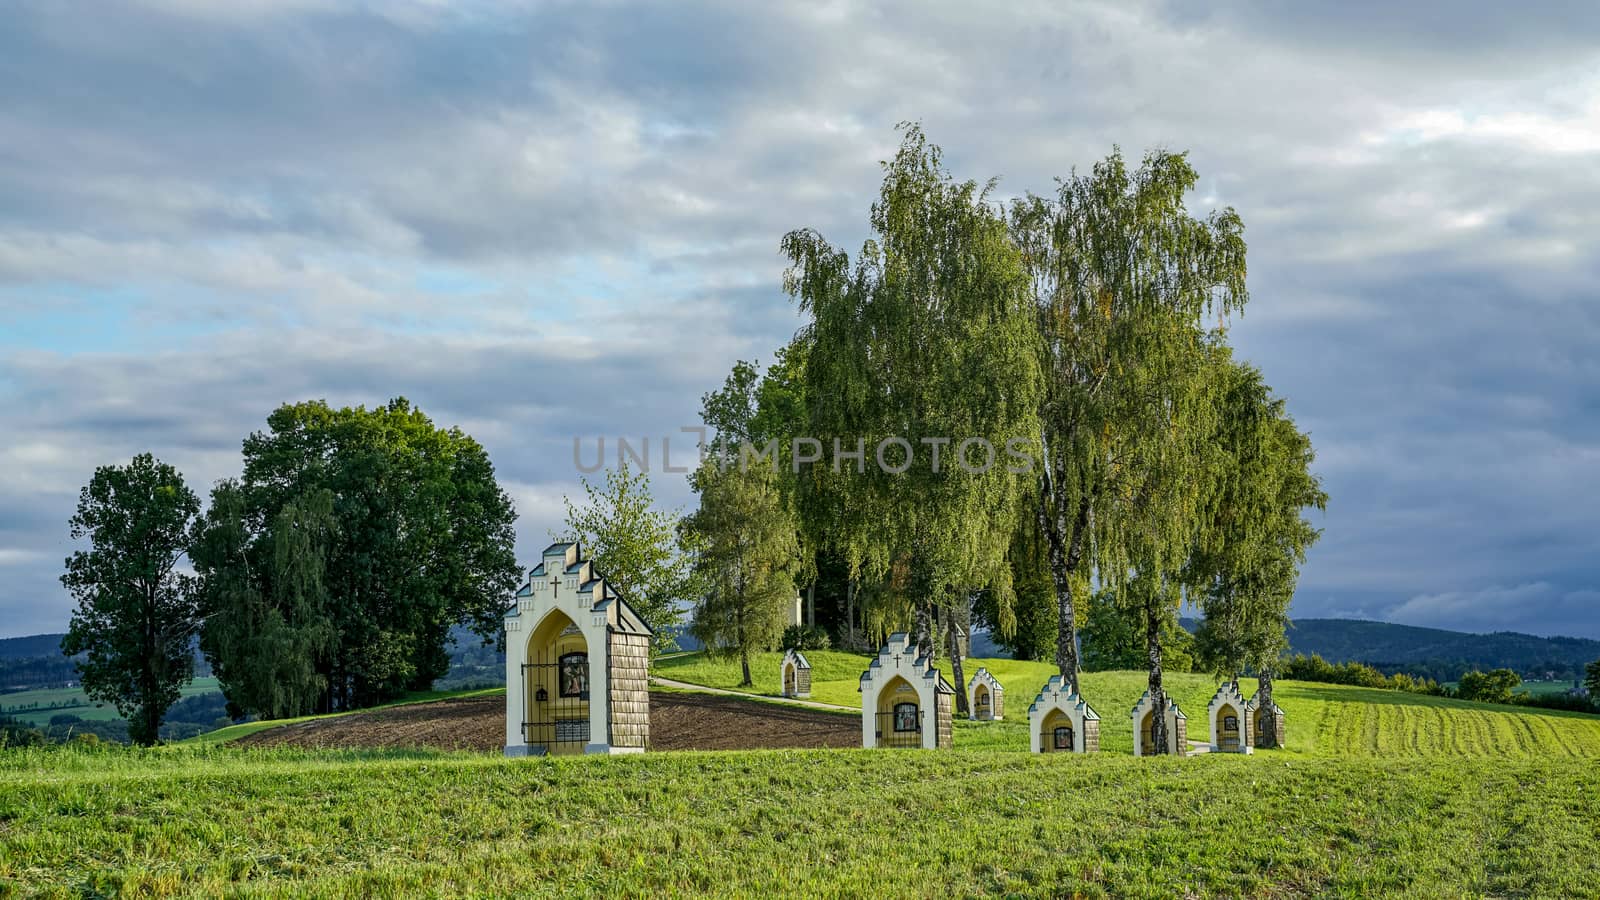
[3,0,1598,639]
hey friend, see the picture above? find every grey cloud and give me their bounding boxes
[2,0,1599,640]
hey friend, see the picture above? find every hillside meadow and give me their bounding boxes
[5,663,1600,897]
[659,651,1600,757]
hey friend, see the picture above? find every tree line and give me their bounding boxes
[59,400,522,744]
[679,125,1326,752]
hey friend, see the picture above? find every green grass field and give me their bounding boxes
[662,651,1600,757]
[0,677,221,727]
[6,659,1600,897]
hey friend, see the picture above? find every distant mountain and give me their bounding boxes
[0,632,212,693]
[1282,619,1600,679]
[1172,617,1600,681]
[0,633,65,659]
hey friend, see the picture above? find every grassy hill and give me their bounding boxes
[660,651,1600,757]
[5,657,1600,896]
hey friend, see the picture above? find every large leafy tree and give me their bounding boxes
[561,462,688,658]
[195,399,519,715]
[194,483,337,720]
[783,125,1042,711]
[682,457,801,685]
[1190,359,1326,747]
[1010,149,1247,700]
[60,454,201,745]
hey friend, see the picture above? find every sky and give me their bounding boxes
[2,0,1598,639]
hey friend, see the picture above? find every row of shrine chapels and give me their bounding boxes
[505,542,1284,757]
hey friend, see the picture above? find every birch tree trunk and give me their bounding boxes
[1257,669,1279,749]
[946,606,969,716]
[1043,490,1090,694]
[1146,592,1168,755]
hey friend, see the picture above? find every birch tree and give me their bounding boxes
[1190,359,1326,747]
[1010,150,1248,696]
[783,125,1041,709]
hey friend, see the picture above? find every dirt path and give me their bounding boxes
[233,690,859,753]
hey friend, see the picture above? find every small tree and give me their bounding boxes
[562,463,688,658]
[1585,658,1600,697]
[1189,358,1326,748]
[1458,669,1521,705]
[60,454,201,745]
[682,458,801,686]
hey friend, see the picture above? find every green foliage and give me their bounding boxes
[783,124,1042,651]
[681,458,802,685]
[1079,590,1194,674]
[59,453,202,745]
[1510,690,1598,714]
[1190,358,1326,679]
[1586,658,1600,697]
[972,517,1056,661]
[1010,147,1248,688]
[1284,620,1600,682]
[194,399,520,716]
[1279,654,1444,696]
[0,715,47,747]
[562,463,688,658]
[1456,668,1522,705]
[780,625,832,653]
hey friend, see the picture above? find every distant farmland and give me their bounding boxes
[0,677,221,728]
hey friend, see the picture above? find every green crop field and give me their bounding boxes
[6,663,1600,897]
[0,678,221,728]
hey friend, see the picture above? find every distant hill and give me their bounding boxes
[1,632,212,693]
[1282,619,1600,680]
[0,633,65,659]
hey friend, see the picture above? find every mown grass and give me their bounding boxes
[9,666,1600,897]
[659,651,1600,757]
[4,740,1600,898]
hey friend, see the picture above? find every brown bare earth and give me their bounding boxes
[232,691,859,753]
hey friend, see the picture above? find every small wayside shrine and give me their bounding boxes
[780,649,812,699]
[1027,676,1100,753]
[1245,691,1286,748]
[503,542,652,757]
[1207,682,1252,754]
[1131,690,1188,757]
[966,667,1005,720]
[859,633,954,749]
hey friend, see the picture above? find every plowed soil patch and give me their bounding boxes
[232,691,859,753]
